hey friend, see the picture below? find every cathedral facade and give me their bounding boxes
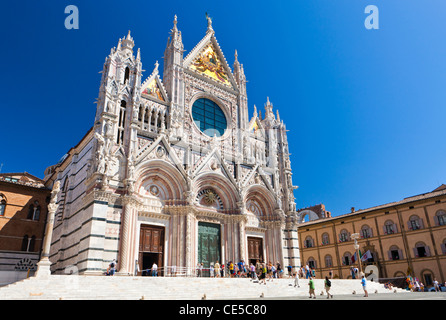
[43,16,300,276]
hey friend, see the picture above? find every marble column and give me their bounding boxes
[35,181,61,277]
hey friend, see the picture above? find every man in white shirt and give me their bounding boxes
[152,263,158,277]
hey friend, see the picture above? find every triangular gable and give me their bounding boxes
[141,62,168,103]
[184,33,238,90]
[247,117,265,138]
[241,165,274,192]
[191,147,237,187]
[134,135,187,179]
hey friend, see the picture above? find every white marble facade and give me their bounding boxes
[44,16,300,276]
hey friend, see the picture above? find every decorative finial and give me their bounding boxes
[173,15,178,30]
[235,49,238,61]
[205,12,213,32]
[127,30,131,40]
[154,60,159,73]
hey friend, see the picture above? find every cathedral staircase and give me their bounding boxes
[0,275,407,300]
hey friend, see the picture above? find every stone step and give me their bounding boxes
[0,276,407,300]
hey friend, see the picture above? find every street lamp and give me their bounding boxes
[351,233,362,276]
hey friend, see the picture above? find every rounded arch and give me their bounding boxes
[394,271,406,278]
[135,159,187,201]
[193,172,239,210]
[244,185,278,219]
[298,209,321,223]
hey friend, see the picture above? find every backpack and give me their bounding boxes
[326,279,331,287]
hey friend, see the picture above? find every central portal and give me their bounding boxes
[138,225,164,276]
[197,222,221,277]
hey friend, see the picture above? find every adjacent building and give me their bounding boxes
[298,185,446,287]
[0,173,50,285]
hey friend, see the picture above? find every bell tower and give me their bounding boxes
[94,31,142,153]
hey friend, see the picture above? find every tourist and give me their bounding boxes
[267,262,273,281]
[151,262,158,276]
[214,261,220,278]
[294,272,300,288]
[276,262,283,278]
[305,264,310,279]
[325,276,333,298]
[197,263,203,277]
[271,263,276,279]
[107,259,116,276]
[361,274,368,297]
[210,263,214,277]
[328,269,333,279]
[287,264,292,278]
[308,276,316,299]
[229,261,234,278]
[250,263,256,279]
[260,263,267,285]
[433,278,440,292]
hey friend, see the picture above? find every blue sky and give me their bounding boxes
[0,0,445,216]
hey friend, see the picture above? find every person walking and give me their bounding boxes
[325,276,333,298]
[433,278,440,292]
[308,276,316,299]
[260,263,267,285]
[250,263,256,279]
[294,272,300,288]
[361,274,368,297]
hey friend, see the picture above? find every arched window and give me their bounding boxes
[0,194,6,216]
[440,239,446,255]
[342,252,352,266]
[321,233,330,245]
[27,204,34,220]
[21,235,29,251]
[339,229,350,243]
[304,236,314,248]
[29,236,36,252]
[383,220,397,234]
[124,67,130,83]
[307,257,317,269]
[34,205,41,221]
[388,245,403,260]
[408,215,424,231]
[360,225,373,239]
[324,255,333,268]
[413,242,431,258]
[117,100,126,144]
[434,210,446,226]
